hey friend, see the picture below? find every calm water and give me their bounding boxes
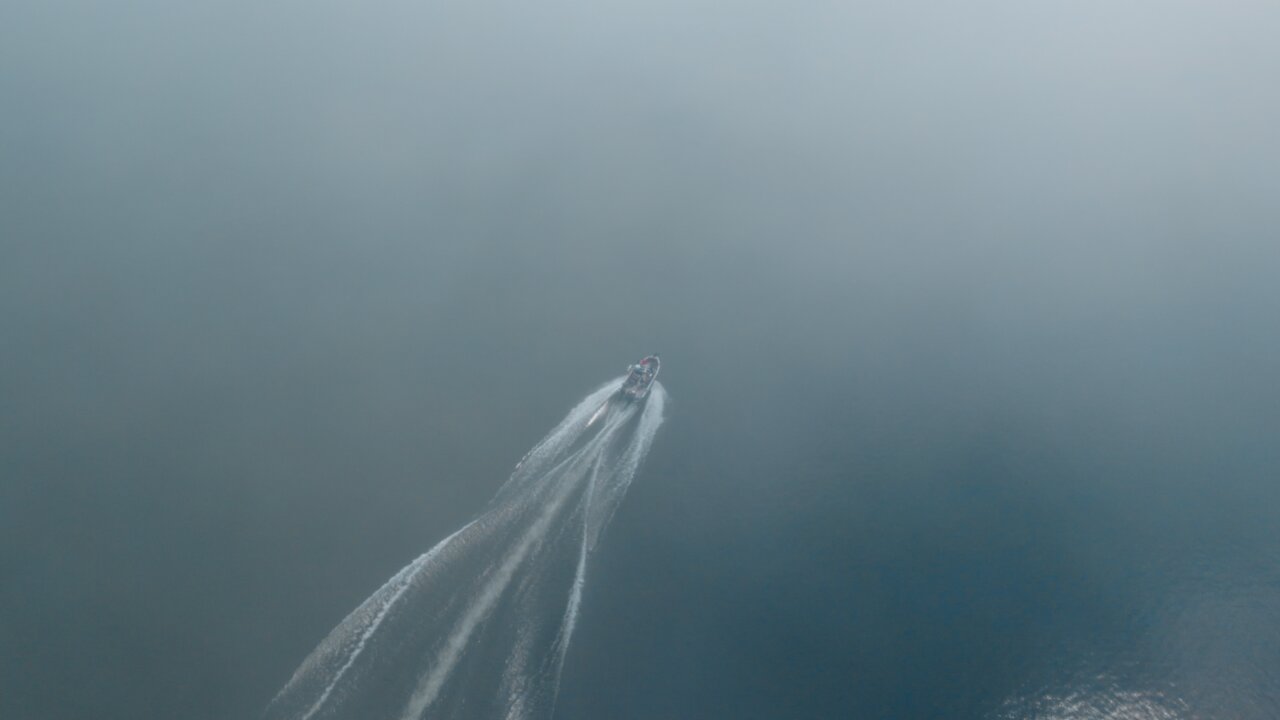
[3,1,1279,718]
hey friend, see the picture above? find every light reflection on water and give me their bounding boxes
[997,686,1188,720]
[995,550,1280,720]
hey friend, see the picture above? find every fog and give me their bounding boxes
[3,1,1279,718]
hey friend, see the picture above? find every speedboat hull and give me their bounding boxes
[620,355,660,400]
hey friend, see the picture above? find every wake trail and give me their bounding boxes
[265,377,666,720]
[399,410,633,720]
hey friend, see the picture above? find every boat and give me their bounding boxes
[620,355,660,400]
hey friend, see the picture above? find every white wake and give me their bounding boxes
[265,378,666,720]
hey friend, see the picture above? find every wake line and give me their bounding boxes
[290,522,475,720]
[398,409,634,720]
[265,377,666,720]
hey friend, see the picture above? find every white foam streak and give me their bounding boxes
[280,522,474,720]
[399,415,630,720]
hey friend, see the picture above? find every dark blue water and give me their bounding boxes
[3,1,1280,718]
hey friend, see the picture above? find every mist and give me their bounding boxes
[3,1,1279,718]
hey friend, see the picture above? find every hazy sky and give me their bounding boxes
[3,1,1279,718]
